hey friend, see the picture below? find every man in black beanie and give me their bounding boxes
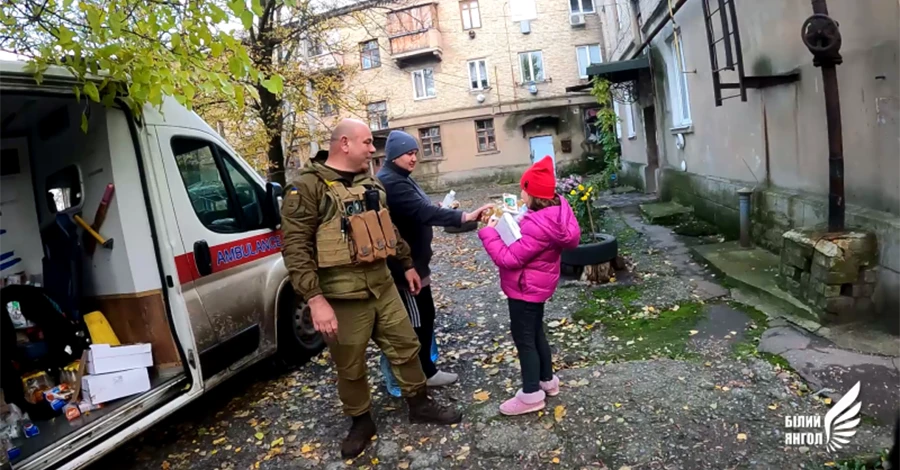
[377,130,491,389]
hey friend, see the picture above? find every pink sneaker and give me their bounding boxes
[499,390,546,416]
[540,376,560,397]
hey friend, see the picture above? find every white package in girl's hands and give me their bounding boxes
[494,212,522,246]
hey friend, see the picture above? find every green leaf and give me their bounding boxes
[211,42,225,57]
[260,74,284,94]
[73,85,81,102]
[83,81,100,102]
[81,113,89,133]
[240,10,253,30]
[171,34,182,50]
[227,0,245,16]
[229,56,243,77]
[251,0,264,17]
[109,12,122,35]
[182,82,195,100]
[56,25,75,45]
[86,7,103,33]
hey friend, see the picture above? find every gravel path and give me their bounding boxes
[91,185,895,470]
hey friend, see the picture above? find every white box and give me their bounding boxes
[82,367,151,405]
[86,343,153,375]
[495,213,522,246]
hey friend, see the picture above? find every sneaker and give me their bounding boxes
[380,354,401,398]
[406,390,463,425]
[425,370,458,387]
[341,412,377,459]
[499,390,546,416]
[540,375,560,397]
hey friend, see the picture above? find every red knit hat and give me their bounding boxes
[520,157,556,199]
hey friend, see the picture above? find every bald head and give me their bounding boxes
[326,118,376,173]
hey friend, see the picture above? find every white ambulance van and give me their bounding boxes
[0,60,322,470]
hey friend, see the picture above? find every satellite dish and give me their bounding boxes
[528,84,538,95]
[476,93,486,103]
[675,133,686,150]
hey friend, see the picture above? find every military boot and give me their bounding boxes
[406,390,463,425]
[341,412,377,459]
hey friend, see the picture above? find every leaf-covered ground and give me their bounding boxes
[92,185,895,470]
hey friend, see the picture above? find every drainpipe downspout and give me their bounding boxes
[802,0,845,232]
[628,0,689,60]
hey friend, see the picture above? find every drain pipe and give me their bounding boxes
[738,188,753,248]
[802,0,845,232]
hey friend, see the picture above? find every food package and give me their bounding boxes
[43,384,75,411]
[21,371,53,405]
[63,400,102,421]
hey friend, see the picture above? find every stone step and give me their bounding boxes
[638,201,693,225]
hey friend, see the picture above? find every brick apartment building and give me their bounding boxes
[292,0,612,189]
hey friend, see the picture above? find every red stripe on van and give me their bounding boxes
[173,231,283,283]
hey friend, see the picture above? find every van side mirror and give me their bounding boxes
[264,182,283,229]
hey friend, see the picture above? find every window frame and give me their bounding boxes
[616,2,629,33]
[613,102,623,139]
[468,59,490,90]
[460,0,481,30]
[575,44,603,79]
[411,68,437,100]
[569,0,594,14]
[367,101,389,131]
[518,50,545,84]
[664,33,693,128]
[418,126,443,159]
[474,118,497,153]
[359,39,381,70]
[626,102,637,139]
[170,136,266,234]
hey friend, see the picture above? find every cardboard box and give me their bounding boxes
[82,368,150,405]
[86,343,152,375]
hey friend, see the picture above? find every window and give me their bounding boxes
[664,34,692,127]
[613,102,623,139]
[468,59,489,90]
[419,127,442,158]
[460,0,481,30]
[616,2,629,32]
[518,51,544,83]
[626,103,637,138]
[475,119,496,152]
[367,101,389,131]
[569,0,594,14]
[308,38,326,57]
[576,44,603,79]
[360,40,380,70]
[172,138,264,233]
[46,165,82,213]
[320,100,337,117]
[412,68,436,99]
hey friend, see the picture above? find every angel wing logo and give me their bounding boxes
[823,381,862,452]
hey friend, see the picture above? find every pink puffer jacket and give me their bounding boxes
[479,198,581,303]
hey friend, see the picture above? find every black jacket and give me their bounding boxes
[377,162,464,283]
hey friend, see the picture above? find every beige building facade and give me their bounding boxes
[297,0,611,189]
[596,0,899,322]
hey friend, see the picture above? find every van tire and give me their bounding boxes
[277,288,324,364]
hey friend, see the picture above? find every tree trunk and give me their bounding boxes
[258,84,286,187]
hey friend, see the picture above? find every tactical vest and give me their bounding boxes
[312,172,398,268]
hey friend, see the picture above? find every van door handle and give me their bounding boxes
[193,240,213,277]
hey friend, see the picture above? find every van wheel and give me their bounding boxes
[277,289,324,363]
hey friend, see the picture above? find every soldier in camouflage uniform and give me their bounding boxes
[281,119,462,459]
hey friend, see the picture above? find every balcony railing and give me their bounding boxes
[387,3,442,63]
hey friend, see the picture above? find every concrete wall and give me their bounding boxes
[301,0,608,182]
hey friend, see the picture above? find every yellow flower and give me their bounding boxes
[577,184,585,191]
[588,186,594,192]
[570,190,577,196]
[580,195,588,201]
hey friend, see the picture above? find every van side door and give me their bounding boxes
[156,127,278,379]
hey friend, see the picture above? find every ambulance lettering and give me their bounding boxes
[214,234,284,269]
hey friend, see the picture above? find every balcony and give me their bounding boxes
[302,52,344,73]
[387,3,443,64]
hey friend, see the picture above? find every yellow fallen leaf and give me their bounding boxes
[672,305,680,311]
[554,405,567,422]
[737,433,747,441]
[212,437,226,445]
[551,457,560,464]
[271,437,284,447]
[398,462,410,469]
[609,277,617,283]
[234,447,241,453]
[704,361,712,367]
[722,386,731,392]
[254,432,264,441]
[371,457,379,465]
[767,404,778,410]
[614,402,622,408]
[689,330,699,336]
[161,462,171,470]
[823,397,833,405]
[824,462,836,467]
[402,446,414,452]
[301,444,313,453]
[473,391,491,402]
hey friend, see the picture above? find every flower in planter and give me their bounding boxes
[565,185,599,243]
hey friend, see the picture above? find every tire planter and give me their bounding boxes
[444,220,479,234]
[560,233,618,267]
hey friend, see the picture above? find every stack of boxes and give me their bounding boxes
[81,344,153,408]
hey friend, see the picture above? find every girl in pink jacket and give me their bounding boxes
[478,157,581,415]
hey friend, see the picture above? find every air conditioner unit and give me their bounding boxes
[520,20,531,34]
[569,13,585,26]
